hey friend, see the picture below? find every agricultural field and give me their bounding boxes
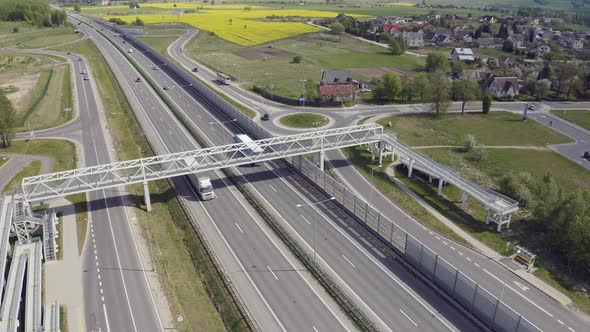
[101,5,365,46]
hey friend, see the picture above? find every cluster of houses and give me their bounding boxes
[351,11,589,58]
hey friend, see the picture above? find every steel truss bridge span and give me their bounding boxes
[22,124,384,204]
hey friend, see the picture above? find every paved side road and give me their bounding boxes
[0,153,53,191]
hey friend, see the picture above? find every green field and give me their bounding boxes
[280,113,329,128]
[378,112,573,147]
[551,110,590,131]
[52,38,227,331]
[0,22,82,49]
[187,31,424,99]
[0,157,7,169]
[138,36,181,56]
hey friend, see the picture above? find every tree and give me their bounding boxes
[304,79,318,101]
[413,73,431,102]
[135,17,144,26]
[12,26,18,33]
[450,60,463,75]
[553,64,577,99]
[538,63,552,80]
[463,134,477,152]
[502,40,514,53]
[497,23,509,39]
[329,22,345,34]
[389,38,402,55]
[452,78,480,115]
[0,91,16,147]
[400,78,415,103]
[374,72,402,101]
[425,52,448,73]
[482,93,492,114]
[292,55,303,63]
[73,3,81,12]
[429,70,451,115]
[377,32,392,43]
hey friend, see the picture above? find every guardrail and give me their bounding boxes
[288,154,541,332]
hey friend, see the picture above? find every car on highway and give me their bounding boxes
[78,57,82,61]
[261,113,270,121]
[81,71,86,75]
[163,85,170,90]
[584,151,590,159]
[152,66,159,71]
[83,76,89,81]
[67,52,71,55]
[135,77,142,82]
[192,67,199,72]
[122,40,126,44]
[528,104,535,110]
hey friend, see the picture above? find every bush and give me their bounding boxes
[134,17,144,26]
[108,17,127,25]
[292,55,303,63]
[463,134,477,152]
[12,26,18,33]
[482,93,492,114]
[473,145,486,161]
[329,22,345,34]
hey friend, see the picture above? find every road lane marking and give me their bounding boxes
[442,241,448,245]
[483,269,553,318]
[513,281,530,291]
[568,328,575,332]
[435,236,440,240]
[103,304,111,332]
[428,231,433,235]
[557,320,564,325]
[234,223,244,233]
[342,255,356,268]
[399,309,418,327]
[300,215,312,225]
[450,246,456,251]
[313,326,319,332]
[267,266,279,280]
[269,184,278,192]
[474,263,480,267]
[466,257,472,262]
[458,252,463,256]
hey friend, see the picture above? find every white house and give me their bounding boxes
[486,77,520,99]
[450,48,475,64]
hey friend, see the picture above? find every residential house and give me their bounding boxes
[479,16,496,24]
[451,48,475,63]
[403,31,424,48]
[485,76,520,98]
[454,31,473,44]
[435,34,455,46]
[451,24,470,33]
[489,56,518,68]
[475,38,501,48]
[562,37,584,49]
[426,11,440,20]
[508,33,526,49]
[320,70,355,86]
[445,14,462,20]
[319,85,356,101]
[528,43,551,57]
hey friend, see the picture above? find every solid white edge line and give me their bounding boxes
[399,309,418,327]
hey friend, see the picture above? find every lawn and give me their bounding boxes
[52,38,227,331]
[187,31,424,99]
[551,109,590,131]
[378,112,573,147]
[280,113,328,128]
[0,156,7,168]
[2,160,41,192]
[0,23,81,49]
[0,140,76,171]
[138,36,181,55]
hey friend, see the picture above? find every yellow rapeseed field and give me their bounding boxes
[84,3,268,10]
[106,8,363,46]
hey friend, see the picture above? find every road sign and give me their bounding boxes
[299,97,306,102]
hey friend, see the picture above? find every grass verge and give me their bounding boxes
[342,145,470,246]
[53,38,230,330]
[60,306,68,332]
[0,157,7,168]
[551,109,590,131]
[2,160,41,192]
[279,112,329,128]
[378,112,573,146]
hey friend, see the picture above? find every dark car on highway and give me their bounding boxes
[261,113,270,121]
[584,151,590,160]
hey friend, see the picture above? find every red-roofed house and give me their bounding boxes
[319,85,356,101]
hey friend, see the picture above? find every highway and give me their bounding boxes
[101,21,484,331]
[73,15,354,332]
[168,29,590,332]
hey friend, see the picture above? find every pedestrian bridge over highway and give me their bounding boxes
[21,124,518,230]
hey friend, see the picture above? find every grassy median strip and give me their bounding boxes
[551,109,590,131]
[53,38,227,331]
[280,113,329,128]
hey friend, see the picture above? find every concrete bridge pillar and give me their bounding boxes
[437,178,444,196]
[143,181,152,212]
[319,150,325,171]
[378,141,383,166]
[408,159,415,178]
[461,191,468,210]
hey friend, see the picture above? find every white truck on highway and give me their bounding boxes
[217,73,231,85]
[233,134,263,166]
[128,48,133,53]
[183,157,214,200]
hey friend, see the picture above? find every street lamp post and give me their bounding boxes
[296,197,336,269]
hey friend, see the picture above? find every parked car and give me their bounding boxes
[261,113,270,121]
[192,67,199,72]
[584,151,590,159]
[528,104,535,110]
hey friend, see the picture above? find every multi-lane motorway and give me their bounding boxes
[59,15,590,332]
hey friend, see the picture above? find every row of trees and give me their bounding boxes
[372,68,483,115]
[0,0,67,27]
[0,91,16,148]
